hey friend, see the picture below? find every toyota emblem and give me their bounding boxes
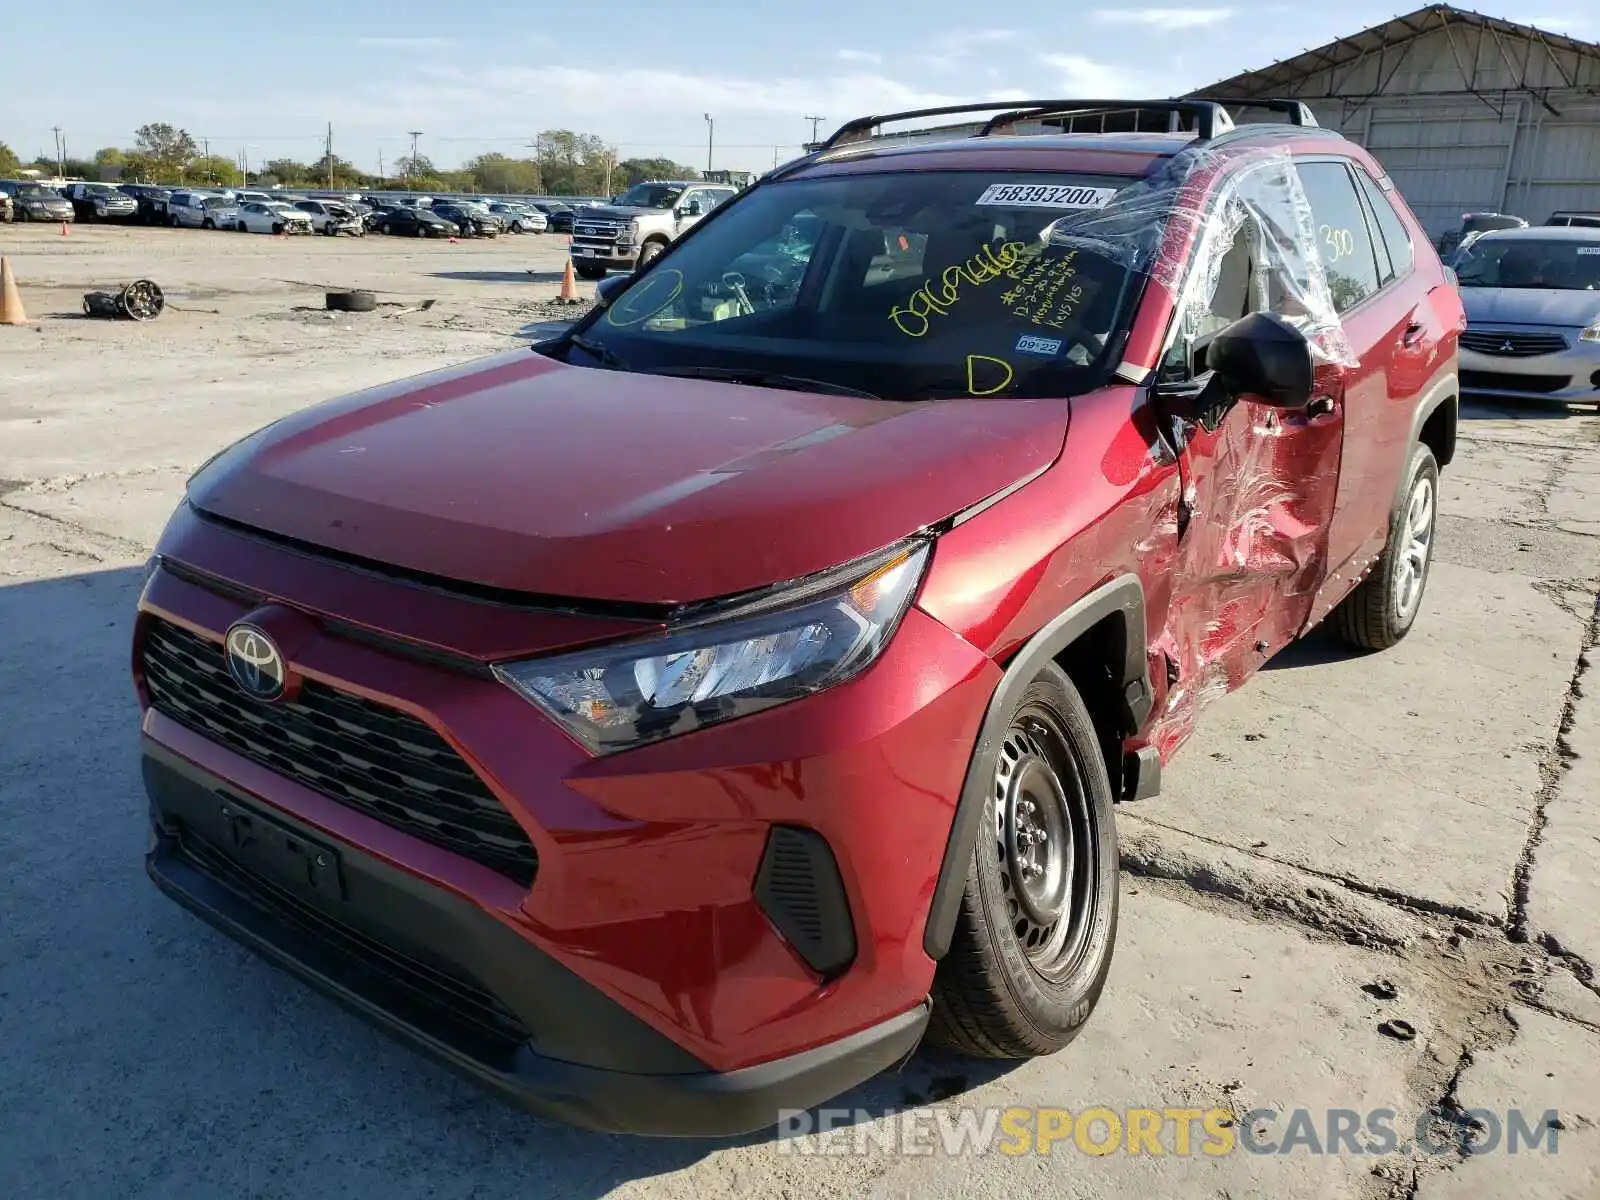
[225,623,287,701]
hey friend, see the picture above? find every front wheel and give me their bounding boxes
[927,662,1119,1058]
[1328,444,1439,651]
[636,239,667,269]
[201,218,214,230]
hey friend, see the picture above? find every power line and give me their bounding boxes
[804,115,826,142]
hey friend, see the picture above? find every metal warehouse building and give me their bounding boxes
[1189,4,1600,238]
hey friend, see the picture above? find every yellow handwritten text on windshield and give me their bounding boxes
[966,355,1015,396]
[888,241,1029,338]
[1001,249,1088,329]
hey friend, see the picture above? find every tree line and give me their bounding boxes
[0,124,702,196]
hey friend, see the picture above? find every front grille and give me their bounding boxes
[1460,369,1573,395]
[1461,330,1569,357]
[176,827,531,1054]
[141,618,537,887]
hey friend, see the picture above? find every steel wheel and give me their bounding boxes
[1393,475,1434,622]
[993,706,1099,981]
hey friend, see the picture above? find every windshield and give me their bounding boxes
[17,185,56,199]
[202,197,232,209]
[615,183,683,209]
[1454,238,1600,290]
[568,170,1153,401]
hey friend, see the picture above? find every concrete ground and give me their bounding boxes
[2,223,1597,1200]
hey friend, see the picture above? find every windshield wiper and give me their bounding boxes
[567,333,629,369]
[651,365,882,400]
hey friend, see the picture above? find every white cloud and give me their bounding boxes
[1092,8,1235,30]
[357,36,456,50]
[836,49,883,65]
[1038,53,1150,97]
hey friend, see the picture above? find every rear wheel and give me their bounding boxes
[928,663,1119,1058]
[1329,444,1439,651]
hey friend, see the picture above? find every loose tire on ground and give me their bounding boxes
[1329,444,1440,651]
[325,290,378,313]
[927,662,1120,1059]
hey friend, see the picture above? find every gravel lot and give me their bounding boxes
[2,222,1598,1200]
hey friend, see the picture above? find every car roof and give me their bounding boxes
[1474,225,1600,243]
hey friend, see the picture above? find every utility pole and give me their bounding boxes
[326,122,334,189]
[704,113,714,175]
[804,115,825,143]
[52,127,64,179]
[407,130,422,187]
[378,149,385,183]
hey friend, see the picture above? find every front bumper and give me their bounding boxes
[1460,330,1600,403]
[571,243,636,268]
[135,506,999,1128]
[144,740,929,1135]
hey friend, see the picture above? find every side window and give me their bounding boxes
[1293,161,1382,313]
[1353,167,1414,282]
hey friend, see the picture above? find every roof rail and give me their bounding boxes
[977,100,1236,139]
[1187,97,1319,127]
[814,98,1238,151]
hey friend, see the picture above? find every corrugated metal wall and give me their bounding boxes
[1214,21,1600,238]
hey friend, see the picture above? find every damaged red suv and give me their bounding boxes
[135,98,1463,1135]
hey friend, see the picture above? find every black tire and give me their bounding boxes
[15,208,30,223]
[1329,444,1440,651]
[202,218,215,230]
[574,262,607,281]
[325,290,378,313]
[413,223,426,238]
[636,239,667,269]
[236,221,248,233]
[927,662,1119,1058]
[169,213,180,228]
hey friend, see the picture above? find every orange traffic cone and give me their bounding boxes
[61,221,69,236]
[0,257,31,325]
[558,259,579,302]
[448,236,458,244]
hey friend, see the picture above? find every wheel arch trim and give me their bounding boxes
[921,573,1149,960]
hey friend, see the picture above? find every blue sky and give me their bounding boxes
[5,2,1595,177]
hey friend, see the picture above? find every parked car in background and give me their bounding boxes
[568,180,739,278]
[1437,211,1526,257]
[134,98,1463,1137]
[431,202,498,237]
[1545,211,1600,229]
[375,205,457,237]
[0,191,10,222]
[487,202,546,233]
[532,201,575,233]
[167,191,239,229]
[118,184,174,225]
[1453,225,1600,410]
[294,199,365,236]
[0,181,75,223]
[230,200,314,235]
[61,182,138,223]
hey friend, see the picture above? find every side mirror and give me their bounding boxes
[594,274,630,307]
[1205,311,1315,407]
[679,200,702,218]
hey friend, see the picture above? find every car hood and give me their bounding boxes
[579,205,665,221]
[1461,286,1600,328]
[187,350,1070,605]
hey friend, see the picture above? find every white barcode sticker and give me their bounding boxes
[1576,246,1600,255]
[976,183,1118,209]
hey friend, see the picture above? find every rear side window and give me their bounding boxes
[1294,161,1382,313]
[1353,167,1414,282]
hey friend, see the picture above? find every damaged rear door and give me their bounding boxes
[1151,157,1351,745]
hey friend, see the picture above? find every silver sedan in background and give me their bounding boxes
[1452,226,1600,411]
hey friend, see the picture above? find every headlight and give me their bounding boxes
[495,541,931,754]
[1581,316,1600,343]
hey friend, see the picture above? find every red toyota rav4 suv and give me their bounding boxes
[134,99,1463,1136]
